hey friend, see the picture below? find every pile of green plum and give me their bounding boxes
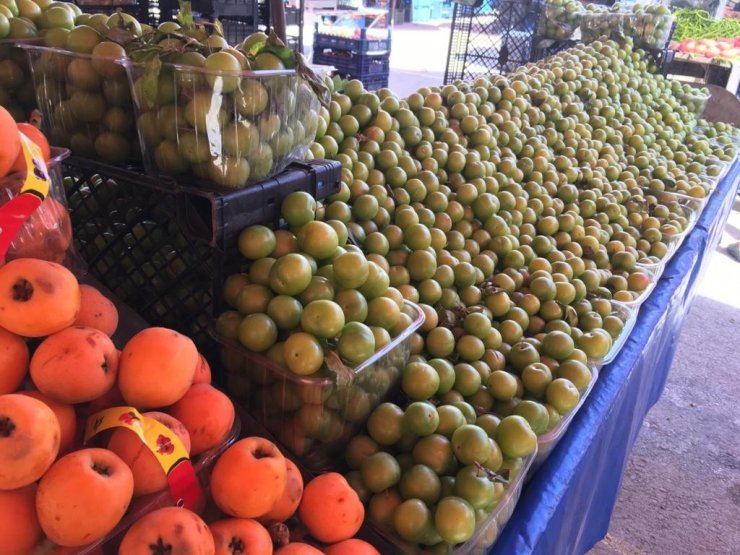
[285,36,737,550]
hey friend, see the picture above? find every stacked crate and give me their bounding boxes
[312,28,391,89]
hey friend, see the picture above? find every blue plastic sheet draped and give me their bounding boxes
[492,158,740,555]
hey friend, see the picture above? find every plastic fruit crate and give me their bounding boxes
[0,147,83,272]
[23,45,140,167]
[43,413,241,555]
[528,364,599,476]
[217,301,425,471]
[123,59,321,189]
[312,49,390,82]
[359,73,390,91]
[0,38,43,121]
[370,449,536,554]
[62,155,341,351]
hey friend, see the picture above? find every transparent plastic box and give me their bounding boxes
[529,364,599,475]
[218,301,424,470]
[595,301,638,367]
[22,45,139,166]
[123,59,321,190]
[633,13,674,49]
[538,3,583,41]
[607,264,659,310]
[43,415,241,554]
[0,38,42,121]
[0,147,83,273]
[678,86,711,116]
[370,449,536,555]
[580,12,626,43]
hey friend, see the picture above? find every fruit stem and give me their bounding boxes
[0,416,16,437]
[11,279,33,302]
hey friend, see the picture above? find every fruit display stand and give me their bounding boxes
[490,157,740,554]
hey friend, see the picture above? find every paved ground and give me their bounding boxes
[589,195,740,555]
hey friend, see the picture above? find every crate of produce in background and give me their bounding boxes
[313,27,392,55]
[62,155,341,353]
[123,58,322,189]
[0,38,43,122]
[73,0,156,25]
[312,48,390,87]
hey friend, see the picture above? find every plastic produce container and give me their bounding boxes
[123,59,321,189]
[580,12,625,43]
[633,13,674,49]
[0,147,82,272]
[0,38,43,121]
[603,264,659,310]
[22,45,139,166]
[218,301,425,470]
[529,364,599,475]
[371,449,536,555]
[538,1,583,41]
[594,301,639,367]
[678,86,711,116]
[45,414,242,554]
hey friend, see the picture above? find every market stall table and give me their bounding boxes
[492,157,740,555]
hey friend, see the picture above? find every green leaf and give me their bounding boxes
[177,0,195,29]
[142,56,162,110]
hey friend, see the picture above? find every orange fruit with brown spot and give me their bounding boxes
[107,411,191,496]
[30,326,119,404]
[193,353,212,384]
[0,484,42,555]
[209,518,273,555]
[259,458,303,524]
[0,326,28,394]
[18,390,77,454]
[168,384,235,455]
[118,327,198,409]
[73,284,119,337]
[325,539,381,555]
[36,448,134,547]
[118,507,215,555]
[211,437,286,519]
[0,393,60,489]
[274,544,323,555]
[0,259,80,337]
[298,473,364,543]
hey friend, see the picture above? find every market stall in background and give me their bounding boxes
[0,0,738,554]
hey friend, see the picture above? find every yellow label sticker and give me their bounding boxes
[18,132,49,201]
[85,407,190,475]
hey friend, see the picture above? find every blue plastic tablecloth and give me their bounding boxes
[492,158,740,555]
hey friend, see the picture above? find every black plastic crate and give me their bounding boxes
[74,1,157,25]
[63,156,341,350]
[219,15,259,46]
[192,0,258,18]
[355,73,388,90]
[314,31,392,54]
[313,49,390,80]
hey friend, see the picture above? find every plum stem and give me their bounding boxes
[0,416,16,437]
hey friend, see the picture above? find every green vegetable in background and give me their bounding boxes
[673,9,740,41]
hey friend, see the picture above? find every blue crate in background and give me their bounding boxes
[313,48,390,80]
[314,31,392,54]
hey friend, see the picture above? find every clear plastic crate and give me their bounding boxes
[633,13,674,49]
[123,59,321,190]
[218,301,425,470]
[370,449,536,554]
[22,45,139,166]
[594,301,638,367]
[538,2,583,41]
[529,363,599,475]
[603,264,659,310]
[0,147,82,272]
[0,38,43,121]
[580,12,626,43]
[44,414,241,554]
[678,86,711,116]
